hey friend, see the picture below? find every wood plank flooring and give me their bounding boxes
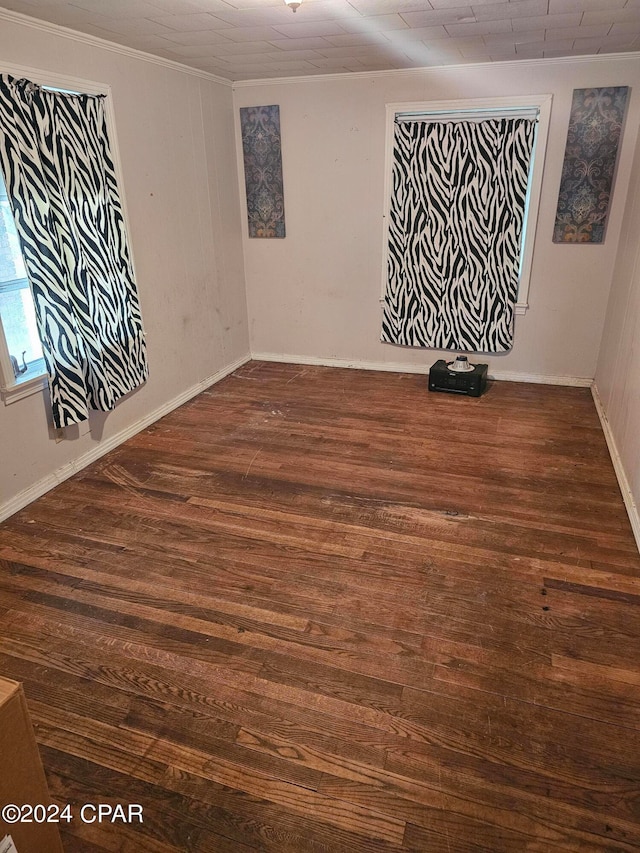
[1,361,639,852]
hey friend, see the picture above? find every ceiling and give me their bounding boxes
[2,0,639,82]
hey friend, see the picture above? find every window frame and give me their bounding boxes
[0,63,135,405]
[380,94,553,317]
[0,177,48,401]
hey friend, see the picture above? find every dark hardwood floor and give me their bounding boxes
[1,361,639,852]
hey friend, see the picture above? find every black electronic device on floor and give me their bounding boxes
[428,356,488,397]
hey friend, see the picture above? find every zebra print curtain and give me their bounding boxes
[382,117,536,353]
[0,75,148,428]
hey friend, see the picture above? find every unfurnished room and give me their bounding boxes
[0,0,639,851]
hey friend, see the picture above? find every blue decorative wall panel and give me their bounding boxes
[553,87,629,244]
[240,104,285,239]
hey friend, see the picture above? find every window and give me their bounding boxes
[0,67,147,425]
[381,95,552,353]
[0,73,89,402]
[0,169,46,392]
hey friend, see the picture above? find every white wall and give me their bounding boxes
[234,55,640,384]
[0,14,249,514]
[594,118,640,548]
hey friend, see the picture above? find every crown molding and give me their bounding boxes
[232,50,640,89]
[0,6,232,88]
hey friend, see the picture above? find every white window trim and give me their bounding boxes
[0,62,136,405]
[380,94,553,317]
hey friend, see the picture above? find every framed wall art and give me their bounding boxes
[239,104,285,239]
[553,86,629,244]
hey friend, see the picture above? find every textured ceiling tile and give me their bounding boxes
[211,40,278,54]
[514,43,546,56]
[357,57,418,68]
[551,24,615,38]
[351,14,410,31]
[218,51,284,64]
[0,0,55,13]
[72,0,166,17]
[6,0,71,5]
[146,13,229,30]
[313,43,394,58]
[539,37,578,49]
[323,31,393,46]
[385,25,450,40]
[216,25,285,41]
[439,34,488,48]
[400,7,475,26]
[71,23,154,43]
[145,0,233,12]
[430,0,505,5]
[574,34,638,49]
[189,59,233,70]
[159,29,235,44]
[280,0,365,19]
[17,4,113,26]
[511,12,582,30]
[266,48,327,59]
[482,37,518,51]
[303,57,362,68]
[544,46,589,55]
[201,6,304,26]
[271,20,350,37]
[472,0,549,23]
[246,59,319,71]
[610,21,640,34]
[400,40,445,56]
[0,0,65,9]
[161,42,235,56]
[445,18,513,35]
[306,58,365,69]
[476,40,516,56]
[549,0,625,11]
[411,44,465,61]
[324,16,391,33]
[267,36,337,49]
[484,28,545,44]
[486,44,518,56]
[582,8,640,25]
[459,44,493,56]
[94,33,181,52]
[345,0,431,13]
[217,0,283,8]
[90,17,178,36]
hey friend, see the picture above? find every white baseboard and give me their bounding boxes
[591,383,640,553]
[251,351,593,387]
[0,353,251,523]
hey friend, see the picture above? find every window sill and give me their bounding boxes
[1,372,47,404]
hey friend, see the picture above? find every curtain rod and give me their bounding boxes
[395,107,539,123]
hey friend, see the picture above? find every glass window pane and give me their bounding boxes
[0,171,45,385]
[0,283,46,383]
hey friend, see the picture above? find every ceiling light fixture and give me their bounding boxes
[284,0,302,11]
